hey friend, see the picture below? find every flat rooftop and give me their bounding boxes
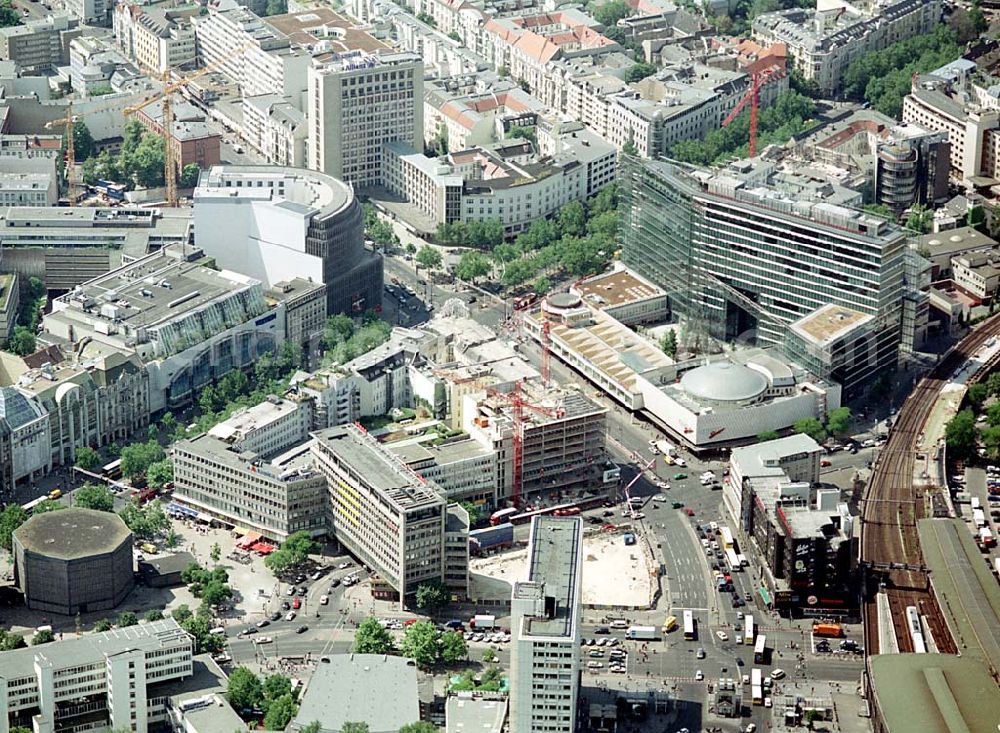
[51,246,260,333]
[917,518,1000,676]
[869,654,1000,733]
[311,425,445,512]
[446,695,507,733]
[209,395,301,445]
[573,267,666,309]
[195,166,354,222]
[789,304,874,347]
[264,8,387,53]
[0,618,190,679]
[293,654,420,733]
[14,507,132,559]
[522,516,582,638]
[731,434,822,477]
[177,433,317,483]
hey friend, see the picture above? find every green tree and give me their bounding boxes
[32,499,65,514]
[455,251,491,282]
[416,246,443,270]
[864,203,896,221]
[341,724,370,733]
[73,483,115,512]
[353,616,394,654]
[93,618,113,632]
[118,498,168,539]
[262,673,293,703]
[415,579,449,613]
[945,409,978,460]
[117,611,138,627]
[145,609,164,622]
[120,440,166,480]
[557,201,587,238]
[299,722,323,733]
[825,407,852,436]
[147,459,173,489]
[400,620,441,668]
[793,417,827,444]
[659,330,677,359]
[0,0,22,27]
[968,383,989,412]
[506,125,537,146]
[201,580,233,608]
[0,629,25,650]
[399,723,439,733]
[32,630,55,645]
[625,62,657,83]
[210,542,221,565]
[440,630,467,663]
[905,204,933,234]
[0,504,28,550]
[227,667,264,713]
[8,326,36,356]
[757,430,780,442]
[263,694,297,729]
[74,446,101,471]
[179,163,200,188]
[986,400,1000,427]
[533,276,552,294]
[482,647,498,663]
[264,530,318,574]
[591,0,630,26]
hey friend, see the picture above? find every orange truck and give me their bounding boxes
[812,622,843,638]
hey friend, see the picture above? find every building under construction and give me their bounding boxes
[462,382,613,506]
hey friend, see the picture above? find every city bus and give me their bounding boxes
[21,496,49,515]
[751,668,763,706]
[744,615,755,645]
[102,459,123,480]
[725,548,742,573]
[662,615,678,634]
[754,634,768,664]
[489,508,517,526]
[682,610,695,640]
[720,526,734,549]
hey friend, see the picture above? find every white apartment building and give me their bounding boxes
[208,394,311,456]
[0,159,57,206]
[173,434,328,541]
[726,433,822,531]
[384,132,616,235]
[307,50,424,188]
[424,82,544,153]
[114,3,197,74]
[294,327,429,428]
[901,59,1000,184]
[752,0,941,94]
[242,94,307,167]
[0,618,194,733]
[311,424,449,606]
[509,515,582,733]
[192,5,310,102]
[65,0,107,25]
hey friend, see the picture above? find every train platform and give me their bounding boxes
[875,591,898,655]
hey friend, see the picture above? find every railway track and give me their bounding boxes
[861,315,1000,657]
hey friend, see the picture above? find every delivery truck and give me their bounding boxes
[812,622,843,638]
[469,523,514,555]
[625,625,660,641]
[470,614,497,630]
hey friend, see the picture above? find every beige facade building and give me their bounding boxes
[113,3,198,74]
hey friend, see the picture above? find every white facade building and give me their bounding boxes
[726,433,823,526]
[307,51,424,188]
[65,0,107,25]
[0,158,57,207]
[114,3,197,75]
[0,618,193,733]
[752,0,941,95]
[208,394,311,456]
[242,94,307,167]
[510,515,582,733]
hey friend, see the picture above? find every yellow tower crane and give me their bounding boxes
[123,44,253,207]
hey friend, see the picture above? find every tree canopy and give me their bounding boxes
[264,531,319,574]
[793,417,827,444]
[73,483,115,512]
[227,667,264,714]
[945,409,978,460]
[825,407,852,436]
[74,446,102,471]
[0,504,28,550]
[353,616,395,655]
[414,579,449,613]
[416,246,443,270]
[120,439,166,480]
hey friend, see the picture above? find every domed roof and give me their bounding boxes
[0,387,45,430]
[680,362,768,403]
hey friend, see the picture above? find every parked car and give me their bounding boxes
[285,611,296,621]
[296,626,309,634]
[292,598,301,610]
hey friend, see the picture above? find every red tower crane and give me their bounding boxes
[720,59,785,159]
[486,382,563,508]
[541,319,552,388]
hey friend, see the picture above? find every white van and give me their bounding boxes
[209,627,225,635]
[609,619,629,629]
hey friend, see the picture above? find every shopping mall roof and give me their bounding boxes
[13,507,132,560]
[917,518,1000,676]
[869,654,1000,733]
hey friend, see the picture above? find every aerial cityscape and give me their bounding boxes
[0,0,997,730]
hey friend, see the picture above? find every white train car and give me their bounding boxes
[906,605,926,654]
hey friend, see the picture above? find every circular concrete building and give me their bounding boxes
[13,507,134,615]
[679,362,769,407]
